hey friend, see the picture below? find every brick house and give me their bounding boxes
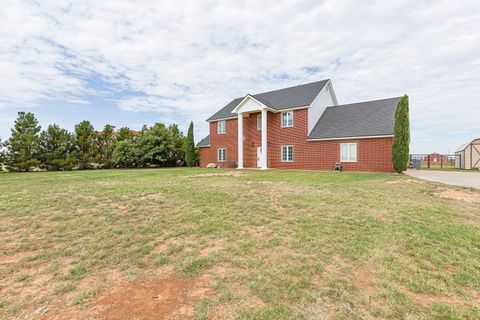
[197,80,403,172]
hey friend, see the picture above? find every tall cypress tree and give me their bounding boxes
[392,95,410,173]
[184,121,196,167]
[5,112,41,171]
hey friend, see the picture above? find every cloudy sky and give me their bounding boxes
[1,0,479,153]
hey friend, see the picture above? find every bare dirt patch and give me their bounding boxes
[93,276,193,319]
[199,239,225,257]
[323,254,346,275]
[135,192,166,201]
[191,171,244,178]
[38,269,214,320]
[353,261,376,292]
[435,189,480,203]
[0,250,38,265]
[401,286,472,309]
[386,179,425,185]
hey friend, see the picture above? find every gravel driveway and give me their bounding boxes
[406,169,480,189]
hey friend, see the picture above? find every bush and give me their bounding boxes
[112,140,140,168]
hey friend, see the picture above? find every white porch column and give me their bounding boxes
[237,113,244,169]
[261,108,268,170]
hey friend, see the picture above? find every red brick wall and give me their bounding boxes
[199,109,394,172]
[199,118,239,168]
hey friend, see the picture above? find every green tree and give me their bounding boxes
[116,127,135,142]
[39,124,75,170]
[97,124,116,168]
[137,123,174,167]
[392,95,410,173]
[74,120,97,169]
[0,137,5,170]
[112,140,139,168]
[168,124,184,166]
[184,121,196,167]
[4,112,41,171]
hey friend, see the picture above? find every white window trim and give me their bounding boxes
[257,114,262,130]
[217,120,226,134]
[281,111,294,128]
[340,143,357,162]
[217,148,226,162]
[281,145,294,162]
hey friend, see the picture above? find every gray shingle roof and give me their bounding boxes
[206,98,243,122]
[206,80,330,121]
[196,135,210,147]
[307,97,400,140]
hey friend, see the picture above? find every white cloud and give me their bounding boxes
[1,0,480,152]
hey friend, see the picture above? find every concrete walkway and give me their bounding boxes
[406,169,480,189]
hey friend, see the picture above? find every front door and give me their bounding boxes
[257,147,262,168]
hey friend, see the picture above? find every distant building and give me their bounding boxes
[95,125,140,137]
[423,152,449,163]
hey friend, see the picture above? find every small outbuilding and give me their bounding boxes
[455,138,480,169]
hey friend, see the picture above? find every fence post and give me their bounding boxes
[428,155,430,169]
[441,155,443,171]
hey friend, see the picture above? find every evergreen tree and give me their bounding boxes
[116,127,134,142]
[168,124,185,166]
[74,120,96,169]
[4,112,41,171]
[0,137,5,170]
[39,124,75,170]
[392,95,410,173]
[97,124,116,168]
[184,121,196,167]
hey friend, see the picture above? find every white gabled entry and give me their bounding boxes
[233,95,270,170]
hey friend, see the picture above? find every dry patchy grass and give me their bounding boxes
[0,168,479,319]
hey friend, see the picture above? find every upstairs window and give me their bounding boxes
[217,120,226,134]
[340,143,357,162]
[281,111,293,127]
[257,114,262,130]
[217,148,226,162]
[281,145,294,162]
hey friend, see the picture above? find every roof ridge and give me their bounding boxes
[308,95,400,140]
[248,93,274,106]
[326,96,401,109]
[253,79,330,96]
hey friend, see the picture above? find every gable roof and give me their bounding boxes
[307,97,400,140]
[196,135,210,147]
[207,79,330,121]
[456,138,480,152]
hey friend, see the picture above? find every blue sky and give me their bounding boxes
[1,0,480,153]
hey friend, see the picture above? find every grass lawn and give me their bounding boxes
[0,168,479,319]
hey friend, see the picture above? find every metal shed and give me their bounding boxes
[455,138,480,169]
